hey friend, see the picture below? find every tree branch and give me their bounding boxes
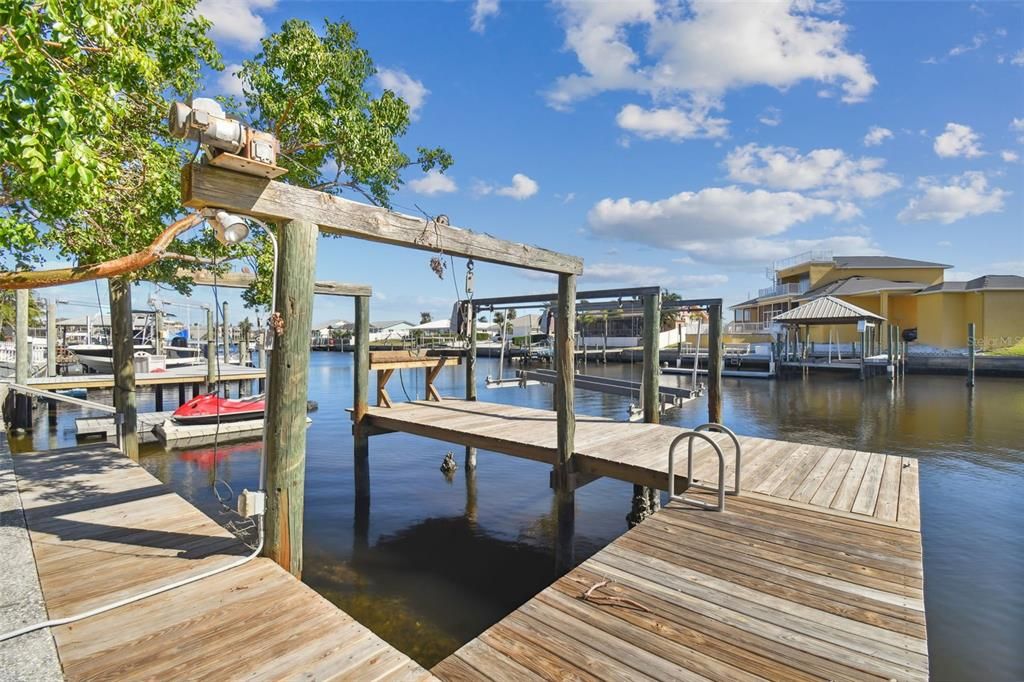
[0,213,204,289]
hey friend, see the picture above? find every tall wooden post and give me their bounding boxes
[707,303,723,424]
[641,293,660,423]
[46,299,57,377]
[860,326,867,381]
[465,302,478,469]
[554,273,576,575]
[966,322,976,387]
[352,294,371,505]
[154,310,164,357]
[109,277,138,460]
[12,289,31,431]
[263,219,318,577]
[222,301,230,364]
[628,292,661,528]
[205,307,216,392]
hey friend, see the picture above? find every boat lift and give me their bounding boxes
[464,287,722,420]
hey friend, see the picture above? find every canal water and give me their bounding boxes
[9,352,1023,680]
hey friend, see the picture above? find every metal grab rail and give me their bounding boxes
[688,423,742,496]
[668,431,726,512]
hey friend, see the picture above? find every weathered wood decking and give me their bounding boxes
[8,444,433,681]
[25,364,264,391]
[363,400,920,528]
[434,490,927,681]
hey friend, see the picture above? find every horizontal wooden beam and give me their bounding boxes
[469,286,662,309]
[181,269,371,297]
[182,164,583,275]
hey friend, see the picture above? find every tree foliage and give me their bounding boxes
[228,18,454,308]
[0,0,222,286]
[234,19,452,209]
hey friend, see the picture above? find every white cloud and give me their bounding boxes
[934,122,984,158]
[216,64,246,98]
[936,240,952,247]
[675,235,882,266]
[948,33,986,57]
[196,0,276,50]
[376,68,429,119]
[546,0,876,114]
[408,169,457,195]
[724,144,901,199]
[1001,150,1020,163]
[758,107,783,127]
[582,263,728,288]
[898,172,1008,224]
[1012,118,1024,143]
[863,126,893,147]
[615,102,729,141]
[476,173,539,199]
[1011,49,1024,66]
[470,0,500,33]
[587,185,846,250]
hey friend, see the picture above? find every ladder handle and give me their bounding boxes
[690,423,742,496]
[668,431,726,512]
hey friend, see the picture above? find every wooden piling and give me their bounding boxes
[353,294,371,504]
[967,322,976,387]
[263,219,318,577]
[707,302,723,424]
[641,293,660,424]
[205,307,216,392]
[155,385,163,411]
[46,299,57,377]
[466,301,478,469]
[109,276,138,460]
[12,290,31,431]
[178,383,186,406]
[554,273,576,575]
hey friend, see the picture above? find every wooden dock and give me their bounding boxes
[25,364,264,391]
[433,490,927,681]
[7,443,433,680]
[363,400,920,527]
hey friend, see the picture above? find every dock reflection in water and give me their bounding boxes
[9,352,1024,678]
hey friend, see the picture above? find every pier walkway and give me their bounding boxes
[24,364,264,391]
[434,489,927,681]
[5,443,433,681]
[363,400,920,527]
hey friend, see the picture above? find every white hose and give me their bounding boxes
[0,518,263,643]
[0,214,274,644]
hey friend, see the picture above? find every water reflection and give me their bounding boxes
[8,353,1024,678]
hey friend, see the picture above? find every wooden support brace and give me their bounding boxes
[376,369,394,408]
[425,357,447,402]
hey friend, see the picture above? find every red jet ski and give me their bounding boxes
[172,393,265,425]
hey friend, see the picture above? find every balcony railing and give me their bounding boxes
[757,282,809,298]
[725,322,771,335]
[771,250,833,273]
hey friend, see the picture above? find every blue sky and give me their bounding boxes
[44,1,1024,326]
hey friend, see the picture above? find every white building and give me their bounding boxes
[370,320,414,342]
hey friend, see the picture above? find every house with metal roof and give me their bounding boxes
[729,251,1023,351]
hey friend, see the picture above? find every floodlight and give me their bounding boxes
[211,211,251,245]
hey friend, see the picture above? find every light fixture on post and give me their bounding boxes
[207,210,251,246]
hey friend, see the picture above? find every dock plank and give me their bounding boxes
[433,491,927,681]
[366,400,918,527]
[10,444,434,681]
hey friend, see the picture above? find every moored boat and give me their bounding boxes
[172,393,265,425]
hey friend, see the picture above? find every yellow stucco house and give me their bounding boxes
[729,251,1024,351]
